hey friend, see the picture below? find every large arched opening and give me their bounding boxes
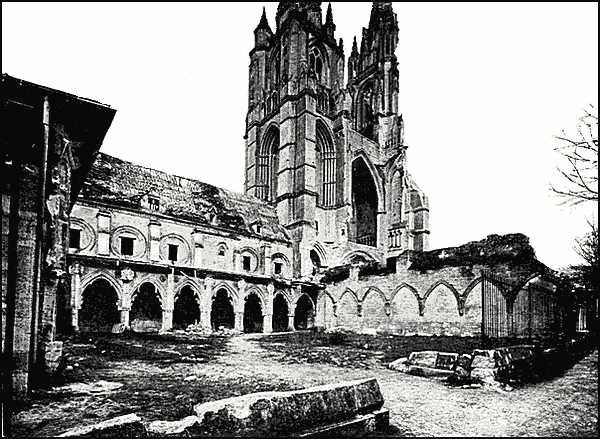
[315,121,336,207]
[211,288,235,330]
[79,279,120,332]
[272,293,290,332]
[255,126,280,202]
[173,286,200,330]
[243,293,263,333]
[294,294,315,330]
[351,157,378,247]
[131,282,163,332]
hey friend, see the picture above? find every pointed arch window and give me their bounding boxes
[309,47,326,83]
[255,127,280,202]
[316,122,336,207]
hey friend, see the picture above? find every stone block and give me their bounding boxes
[111,323,126,334]
[191,378,386,436]
[131,319,162,333]
[407,351,438,368]
[148,415,199,437]
[58,413,146,437]
[388,357,409,372]
[43,341,63,374]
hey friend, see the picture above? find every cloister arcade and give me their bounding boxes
[70,264,319,334]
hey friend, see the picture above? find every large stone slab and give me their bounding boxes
[58,413,146,437]
[191,378,386,436]
[131,319,162,333]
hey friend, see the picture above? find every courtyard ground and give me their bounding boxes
[12,331,598,437]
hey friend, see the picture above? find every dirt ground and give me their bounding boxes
[12,331,598,437]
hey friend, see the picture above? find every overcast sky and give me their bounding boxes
[2,2,598,270]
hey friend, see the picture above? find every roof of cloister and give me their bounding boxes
[78,152,291,243]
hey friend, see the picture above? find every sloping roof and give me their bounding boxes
[79,152,290,242]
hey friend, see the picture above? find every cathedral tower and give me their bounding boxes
[245,2,429,279]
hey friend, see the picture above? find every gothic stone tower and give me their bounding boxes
[245,2,429,278]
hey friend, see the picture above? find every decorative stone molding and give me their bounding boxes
[120,267,135,282]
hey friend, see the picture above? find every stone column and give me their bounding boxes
[376,211,386,249]
[148,221,161,261]
[120,308,130,327]
[96,211,111,255]
[287,313,295,331]
[162,309,173,332]
[235,279,247,332]
[162,272,176,331]
[201,277,214,331]
[263,283,274,334]
[69,263,82,331]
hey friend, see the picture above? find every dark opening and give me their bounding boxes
[242,255,251,271]
[243,293,263,333]
[173,286,200,329]
[310,250,321,275]
[148,197,160,211]
[294,294,315,330]
[131,282,162,332]
[218,246,226,257]
[120,236,134,256]
[168,244,178,263]
[80,279,120,332]
[272,294,289,332]
[69,228,81,249]
[211,288,235,330]
[351,157,378,247]
[274,262,283,275]
[386,257,397,273]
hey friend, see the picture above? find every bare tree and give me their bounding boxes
[550,105,598,205]
[575,218,598,268]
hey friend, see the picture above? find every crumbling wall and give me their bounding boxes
[318,234,553,337]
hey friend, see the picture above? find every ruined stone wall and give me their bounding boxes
[318,264,487,336]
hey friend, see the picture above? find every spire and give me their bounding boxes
[255,7,272,32]
[325,2,334,25]
[351,36,359,57]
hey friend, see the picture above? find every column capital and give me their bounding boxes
[68,263,83,276]
[266,282,275,295]
[204,276,215,289]
[237,279,247,292]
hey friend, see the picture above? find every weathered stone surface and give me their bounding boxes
[43,341,64,374]
[58,413,146,437]
[111,323,126,334]
[408,351,439,368]
[131,319,162,333]
[388,357,409,372]
[471,350,496,369]
[192,378,386,436]
[470,367,498,385]
[148,415,199,437]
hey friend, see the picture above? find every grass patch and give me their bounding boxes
[259,330,512,366]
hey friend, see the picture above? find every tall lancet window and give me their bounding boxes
[255,126,280,202]
[316,121,336,207]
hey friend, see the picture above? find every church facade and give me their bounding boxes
[65,1,431,335]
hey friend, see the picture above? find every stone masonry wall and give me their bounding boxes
[318,264,487,336]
